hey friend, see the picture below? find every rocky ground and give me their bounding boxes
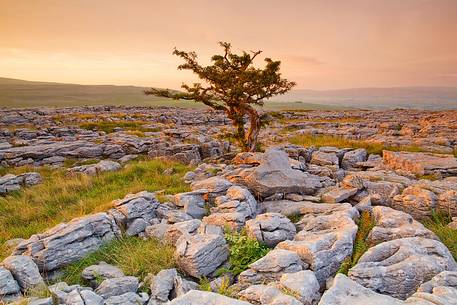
[0,106,457,305]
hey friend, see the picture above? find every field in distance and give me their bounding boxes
[0,77,345,110]
[2,77,457,110]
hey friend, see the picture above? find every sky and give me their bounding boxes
[1,0,457,90]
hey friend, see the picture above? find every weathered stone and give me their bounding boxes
[190,177,233,194]
[13,212,120,271]
[417,271,457,293]
[175,234,229,278]
[277,204,358,285]
[348,237,457,299]
[392,186,438,219]
[368,206,437,244]
[174,190,207,219]
[310,150,339,168]
[95,276,139,299]
[383,150,457,177]
[28,297,54,305]
[168,290,252,305]
[0,172,42,194]
[69,160,121,175]
[112,191,159,223]
[201,212,246,232]
[2,255,44,290]
[104,292,144,305]
[228,149,321,198]
[164,219,201,245]
[341,149,367,170]
[280,270,321,305]
[319,274,404,305]
[238,249,305,284]
[238,284,302,305]
[0,267,20,299]
[125,218,148,236]
[246,213,296,247]
[81,262,124,287]
[148,268,197,304]
[321,187,358,203]
[211,186,257,219]
[449,217,457,229]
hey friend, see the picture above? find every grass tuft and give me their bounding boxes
[423,211,457,260]
[338,211,375,275]
[60,236,175,285]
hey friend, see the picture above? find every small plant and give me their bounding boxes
[198,277,212,292]
[287,213,302,223]
[219,229,270,276]
[198,276,235,297]
[338,211,375,275]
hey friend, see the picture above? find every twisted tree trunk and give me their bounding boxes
[244,105,261,152]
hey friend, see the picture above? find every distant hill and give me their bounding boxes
[1,77,456,110]
[0,77,197,108]
[271,87,457,109]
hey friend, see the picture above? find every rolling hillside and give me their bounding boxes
[1,77,456,109]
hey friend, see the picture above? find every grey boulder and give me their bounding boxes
[175,234,229,278]
[348,237,457,300]
[2,255,44,291]
[246,213,296,247]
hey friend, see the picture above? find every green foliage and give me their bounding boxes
[198,277,212,292]
[220,230,270,276]
[338,211,375,275]
[145,42,295,152]
[290,134,441,156]
[60,237,175,285]
[287,214,302,223]
[423,211,457,260]
[198,276,235,298]
[0,159,192,260]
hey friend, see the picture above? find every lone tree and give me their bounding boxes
[145,42,295,152]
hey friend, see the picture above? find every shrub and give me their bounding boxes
[220,230,270,276]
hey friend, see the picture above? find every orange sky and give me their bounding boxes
[1,0,457,89]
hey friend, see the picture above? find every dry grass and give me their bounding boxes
[60,237,175,285]
[289,134,430,155]
[0,159,192,259]
[79,120,161,134]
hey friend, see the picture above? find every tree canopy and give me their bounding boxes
[145,42,295,151]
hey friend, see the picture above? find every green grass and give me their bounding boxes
[423,212,457,260]
[199,276,235,297]
[338,211,375,275]
[60,236,175,285]
[289,134,433,155]
[218,230,270,276]
[0,159,192,260]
